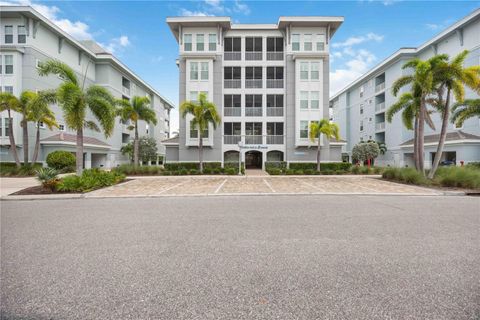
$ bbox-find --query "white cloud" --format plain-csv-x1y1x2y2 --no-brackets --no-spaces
205,0,221,6
233,0,250,15
178,8,212,16
101,35,130,54
425,19,452,31
332,32,384,48
179,0,249,17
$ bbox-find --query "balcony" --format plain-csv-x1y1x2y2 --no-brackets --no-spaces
245,52,263,60
375,82,385,93
224,107,241,117
266,135,284,145
224,135,241,145
245,135,263,144
224,52,241,61
245,107,263,117
267,107,284,117
375,122,386,131
122,86,130,96
267,52,284,61
267,79,283,88
375,102,386,112
245,79,263,89
224,79,241,89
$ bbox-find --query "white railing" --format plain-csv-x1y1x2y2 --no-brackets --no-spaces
245,79,263,89
267,52,284,60
224,107,241,117
267,79,283,88
245,107,263,117
245,52,263,60
267,107,284,117
122,86,130,96
266,135,284,145
224,52,241,60
375,102,386,112
375,122,386,131
224,79,241,89
224,135,241,144
375,82,385,93
245,135,263,144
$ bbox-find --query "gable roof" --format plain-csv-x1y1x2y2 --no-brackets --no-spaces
399,131,480,147
41,133,110,148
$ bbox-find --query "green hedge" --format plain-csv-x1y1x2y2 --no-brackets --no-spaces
265,161,287,170
164,162,222,171
288,162,352,171
113,165,164,175
57,169,125,192
46,151,76,171
0,163,42,177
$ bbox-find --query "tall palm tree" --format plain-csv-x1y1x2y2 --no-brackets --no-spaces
0,92,21,167
116,96,157,167
451,99,480,127
38,60,116,175
180,93,221,173
428,50,480,178
28,90,58,164
17,91,38,165
309,119,340,172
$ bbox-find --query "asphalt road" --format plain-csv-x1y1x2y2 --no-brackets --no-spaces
1,195,479,320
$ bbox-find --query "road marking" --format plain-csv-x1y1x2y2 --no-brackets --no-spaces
215,179,228,194
157,180,189,194
263,179,276,193
298,179,326,192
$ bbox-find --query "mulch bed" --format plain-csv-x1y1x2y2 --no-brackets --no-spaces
9,179,133,196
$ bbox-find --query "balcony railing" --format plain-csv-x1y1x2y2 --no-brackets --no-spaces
224,107,241,117
245,135,263,145
224,79,241,89
224,52,241,60
266,135,284,145
245,107,263,117
245,79,263,89
375,102,386,112
375,122,386,131
267,79,283,88
224,135,242,144
245,52,263,60
267,52,284,60
267,107,284,117
375,82,385,93
122,86,130,96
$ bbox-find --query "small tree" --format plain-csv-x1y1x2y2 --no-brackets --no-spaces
352,141,380,167
0,92,21,167
309,119,340,172
121,136,158,164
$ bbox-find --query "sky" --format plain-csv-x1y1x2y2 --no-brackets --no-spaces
2,0,479,134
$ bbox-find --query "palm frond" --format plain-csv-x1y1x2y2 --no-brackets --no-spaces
391,75,414,96
37,60,78,85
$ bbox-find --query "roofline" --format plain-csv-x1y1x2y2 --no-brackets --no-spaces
1,5,174,109
329,7,480,101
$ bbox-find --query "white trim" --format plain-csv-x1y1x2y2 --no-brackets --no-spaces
40,141,111,150
399,139,480,148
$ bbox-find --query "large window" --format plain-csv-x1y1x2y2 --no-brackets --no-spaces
196,34,204,51
245,95,262,108
4,55,13,74
246,37,262,52
267,67,283,88
310,91,319,109
300,62,308,80
224,95,241,108
267,95,283,108
267,122,283,135
208,34,216,51
190,62,198,80
267,37,283,52
304,34,312,51
224,122,241,135
200,62,208,80
300,121,308,138
17,25,26,44
311,62,320,80
190,120,198,138
300,91,308,109
316,34,325,51
245,67,262,88
184,34,192,51
224,67,241,88
4,26,13,44
0,55,2,74
245,122,262,136
224,37,241,52
292,34,300,51
4,86,13,94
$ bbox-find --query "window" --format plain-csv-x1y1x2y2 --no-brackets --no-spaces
360,104,364,115
4,118,11,136
0,55,2,74
300,62,308,80
4,55,13,75
224,37,241,52
224,67,241,80
267,37,283,52
59,124,65,131
224,95,241,108
184,34,192,51
316,34,325,51
246,37,262,52
200,62,209,80
0,118,2,136
267,66,283,80
196,34,204,51
267,122,283,136
208,34,216,51
4,86,13,94
267,95,283,108
304,34,312,51
245,95,262,108
300,91,308,109
190,62,198,80
360,120,364,132
190,91,198,102
245,122,262,136
17,26,26,44
359,85,364,97
190,120,198,138
292,34,300,51
310,91,319,109
246,67,262,80
201,127,208,138
224,122,241,136
300,121,308,138
310,62,320,80
5,26,13,44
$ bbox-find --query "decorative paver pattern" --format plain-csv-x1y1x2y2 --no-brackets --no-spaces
86,176,441,198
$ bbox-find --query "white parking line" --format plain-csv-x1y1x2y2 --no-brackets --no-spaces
215,179,228,194
298,179,327,192
263,179,276,193
157,180,189,195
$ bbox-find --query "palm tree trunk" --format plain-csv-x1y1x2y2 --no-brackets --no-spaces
22,118,29,165
76,127,84,176
428,88,450,179
316,135,321,172
7,110,21,167
413,116,419,170
418,99,426,174
134,121,139,167
32,124,40,164
199,132,204,173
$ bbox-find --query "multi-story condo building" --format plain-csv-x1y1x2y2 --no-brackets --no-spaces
166,16,345,169
0,6,174,168
331,9,480,168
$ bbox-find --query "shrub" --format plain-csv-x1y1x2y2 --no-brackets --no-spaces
0,163,42,177
164,162,222,171
57,169,125,192
225,167,237,175
289,163,317,171
466,162,480,170
382,168,429,186
435,167,480,189
203,167,212,175
179,169,189,175
294,170,304,175
113,164,163,176
188,169,200,175
35,167,59,191
288,162,351,173
350,165,361,175
224,162,245,175
285,169,296,175
322,170,333,175
46,151,76,171
213,168,222,175
265,161,287,171
267,168,282,175
304,169,315,175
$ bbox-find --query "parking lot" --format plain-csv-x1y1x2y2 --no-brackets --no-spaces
86,175,442,198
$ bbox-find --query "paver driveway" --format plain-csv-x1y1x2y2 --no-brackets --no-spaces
86,175,442,198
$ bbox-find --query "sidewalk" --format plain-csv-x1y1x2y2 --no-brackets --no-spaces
0,177,38,197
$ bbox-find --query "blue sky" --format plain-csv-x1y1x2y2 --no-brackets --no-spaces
3,0,479,133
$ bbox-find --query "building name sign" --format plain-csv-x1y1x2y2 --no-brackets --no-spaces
239,145,268,150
